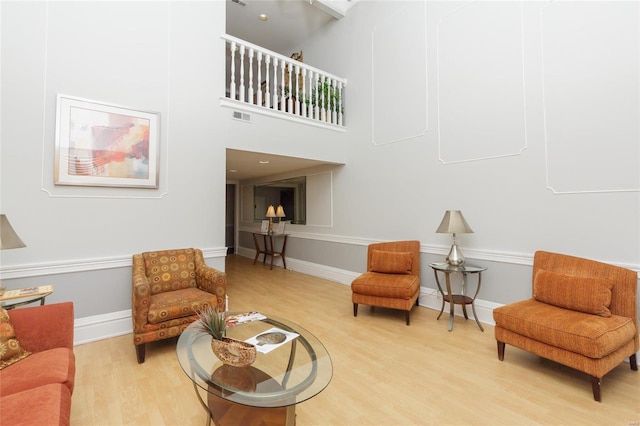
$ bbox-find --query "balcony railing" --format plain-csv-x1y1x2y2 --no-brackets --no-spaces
221,34,347,129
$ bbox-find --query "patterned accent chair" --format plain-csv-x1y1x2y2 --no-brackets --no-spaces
132,248,226,363
493,251,638,401
351,241,421,325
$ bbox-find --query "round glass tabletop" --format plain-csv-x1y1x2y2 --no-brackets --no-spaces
176,312,333,409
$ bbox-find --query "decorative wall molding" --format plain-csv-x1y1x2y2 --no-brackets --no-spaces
371,2,427,146
0,247,228,279
540,1,640,194
436,1,528,164
39,1,171,199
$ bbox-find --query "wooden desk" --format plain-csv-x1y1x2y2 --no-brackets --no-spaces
252,233,288,270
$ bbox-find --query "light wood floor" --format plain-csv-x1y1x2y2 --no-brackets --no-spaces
71,255,640,425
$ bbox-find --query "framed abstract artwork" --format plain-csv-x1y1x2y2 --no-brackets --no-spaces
54,95,160,188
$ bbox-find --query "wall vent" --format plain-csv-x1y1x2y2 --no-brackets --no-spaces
232,111,251,122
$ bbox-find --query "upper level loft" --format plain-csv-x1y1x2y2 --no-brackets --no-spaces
221,34,347,131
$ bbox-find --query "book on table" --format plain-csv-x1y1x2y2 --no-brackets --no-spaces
0,285,54,301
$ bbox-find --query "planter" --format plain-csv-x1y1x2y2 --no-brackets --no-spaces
211,337,257,367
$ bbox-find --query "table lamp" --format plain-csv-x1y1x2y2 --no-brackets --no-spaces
265,205,276,234
276,205,286,222
0,214,26,295
436,210,473,266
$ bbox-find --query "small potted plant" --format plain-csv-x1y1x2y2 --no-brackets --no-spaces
194,305,256,367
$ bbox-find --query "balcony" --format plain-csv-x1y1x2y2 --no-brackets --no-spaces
221,34,347,131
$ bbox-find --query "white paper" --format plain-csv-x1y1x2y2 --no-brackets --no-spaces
245,327,299,354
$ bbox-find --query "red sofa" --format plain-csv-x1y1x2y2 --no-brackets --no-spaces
0,302,75,425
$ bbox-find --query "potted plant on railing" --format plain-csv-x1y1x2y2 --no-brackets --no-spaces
304,78,342,120
194,305,256,367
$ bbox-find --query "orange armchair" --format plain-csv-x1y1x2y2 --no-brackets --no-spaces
132,248,226,363
493,251,638,401
351,241,421,325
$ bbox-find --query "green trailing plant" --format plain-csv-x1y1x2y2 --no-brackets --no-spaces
194,305,226,340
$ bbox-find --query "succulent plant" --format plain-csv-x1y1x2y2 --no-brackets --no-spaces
194,305,227,340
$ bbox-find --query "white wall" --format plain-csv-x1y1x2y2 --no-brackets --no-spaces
238,1,639,307
1,1,228,318
2,1,638,338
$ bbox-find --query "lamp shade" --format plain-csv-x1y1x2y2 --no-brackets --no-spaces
265,205,276,218
275,205,286,218
435,210,474,234
0,214,26,249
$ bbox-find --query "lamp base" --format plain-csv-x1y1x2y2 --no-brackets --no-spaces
446,244,465,266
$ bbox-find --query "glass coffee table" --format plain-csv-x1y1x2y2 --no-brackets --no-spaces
176,313,332,426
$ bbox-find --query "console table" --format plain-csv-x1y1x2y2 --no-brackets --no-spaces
252,232,288,270
429,263,486,332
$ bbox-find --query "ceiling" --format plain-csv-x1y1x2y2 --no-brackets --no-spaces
226,149,335,181
226,0,336,54
225,0,352,181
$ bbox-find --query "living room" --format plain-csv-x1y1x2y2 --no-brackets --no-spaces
1,0,638,424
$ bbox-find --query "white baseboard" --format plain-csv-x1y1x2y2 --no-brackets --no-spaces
74,309,132,346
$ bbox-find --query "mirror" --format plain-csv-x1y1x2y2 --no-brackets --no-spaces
254,176,306,224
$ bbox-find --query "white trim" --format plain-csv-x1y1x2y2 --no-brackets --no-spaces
0,247,228,279
220,98,346,132
74,309,132,346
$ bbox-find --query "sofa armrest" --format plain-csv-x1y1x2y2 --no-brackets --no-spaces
8,302,74,353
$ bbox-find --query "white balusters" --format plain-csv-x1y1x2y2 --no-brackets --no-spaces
223,36,345,127
239,45,245,103
272,57,279,109
264,55,271,109
256,51,263,106
337,81,343,126
301,68,307,118
229,41,237,100
248,48,254,105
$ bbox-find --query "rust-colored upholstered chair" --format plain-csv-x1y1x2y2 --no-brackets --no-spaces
493,251,638,401
351,240,421,325
132,248,226,363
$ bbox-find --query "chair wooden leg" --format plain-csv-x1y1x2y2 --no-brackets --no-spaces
353,303,358,317
497,341,505,361
136,343,146,364
405,311,410,326
590,376,601,402
630,354,638,371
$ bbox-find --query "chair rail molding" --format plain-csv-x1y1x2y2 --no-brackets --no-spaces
0,247,228,280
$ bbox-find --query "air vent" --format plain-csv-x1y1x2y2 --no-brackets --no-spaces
232,111,251,122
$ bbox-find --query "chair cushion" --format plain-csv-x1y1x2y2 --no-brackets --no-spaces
533,270,614,317
493,299,636,358
148,288,218,325
351,272,419,299
370,250,412,274
142,249,198,295
0,308,31,370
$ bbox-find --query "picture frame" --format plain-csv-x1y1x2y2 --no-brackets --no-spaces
260,220,269,233
54,94,160,188
275,221,286,235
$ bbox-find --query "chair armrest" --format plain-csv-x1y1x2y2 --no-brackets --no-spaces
132,254,151,332
8,302,74,352
196,265,227,310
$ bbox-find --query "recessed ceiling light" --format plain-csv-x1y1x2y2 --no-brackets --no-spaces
259,160,270,164
259,14,268,21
